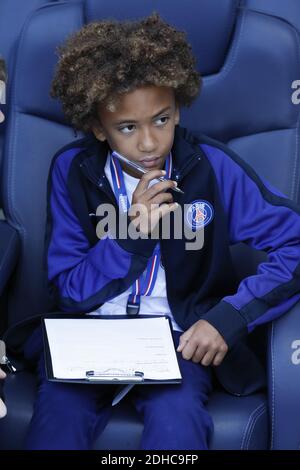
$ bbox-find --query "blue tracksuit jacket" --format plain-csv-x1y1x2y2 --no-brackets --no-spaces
46,125,300,350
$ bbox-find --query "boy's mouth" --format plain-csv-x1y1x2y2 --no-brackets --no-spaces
140,156,161,168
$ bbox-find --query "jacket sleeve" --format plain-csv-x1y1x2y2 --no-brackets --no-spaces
46,149,156,312
199,143,300,348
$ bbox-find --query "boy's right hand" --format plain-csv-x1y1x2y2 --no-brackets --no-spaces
129,169,178,235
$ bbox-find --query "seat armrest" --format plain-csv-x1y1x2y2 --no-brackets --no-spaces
0,221,19,295
269,301,300,449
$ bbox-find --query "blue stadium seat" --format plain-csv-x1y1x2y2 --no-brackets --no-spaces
0,0,300,449
0,0,71,201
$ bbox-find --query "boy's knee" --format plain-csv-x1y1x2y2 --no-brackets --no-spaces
36,381,96,417
142,389,208,419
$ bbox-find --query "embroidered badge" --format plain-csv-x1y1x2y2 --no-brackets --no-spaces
186,200,214,230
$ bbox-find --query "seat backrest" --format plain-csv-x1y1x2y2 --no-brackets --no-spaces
0,0,75,204
0,0,54,68
1,0,300,339
269,301,300,449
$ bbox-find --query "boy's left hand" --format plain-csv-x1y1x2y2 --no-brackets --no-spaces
177,320,228,367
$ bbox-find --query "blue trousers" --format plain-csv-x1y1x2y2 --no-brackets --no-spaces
24,328,213,450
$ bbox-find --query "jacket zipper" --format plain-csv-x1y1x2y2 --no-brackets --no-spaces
80,159,117,206
173,152,202,183
80,147,202,210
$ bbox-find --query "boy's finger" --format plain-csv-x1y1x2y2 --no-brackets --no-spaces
159,202,178,217
0,369,6,379
177,323,197,352
200,350,216,366
150,203,178,225
145,179,177,199
151,192,173,206
180,340,197,361
177,332,190,352
136,170,166,193
177,341,185,353
212,350,227,367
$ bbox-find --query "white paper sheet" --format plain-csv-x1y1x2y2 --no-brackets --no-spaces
44,316,182,381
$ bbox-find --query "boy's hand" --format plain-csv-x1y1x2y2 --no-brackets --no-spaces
177,319,228,366
129,169,178,235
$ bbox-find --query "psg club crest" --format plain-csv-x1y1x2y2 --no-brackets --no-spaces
186,200,214,230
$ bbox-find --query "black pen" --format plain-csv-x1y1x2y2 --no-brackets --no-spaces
112,150,184,194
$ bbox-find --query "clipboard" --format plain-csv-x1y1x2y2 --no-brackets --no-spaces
42,314,182,388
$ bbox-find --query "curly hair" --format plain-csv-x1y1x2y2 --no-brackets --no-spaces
51,12,201,132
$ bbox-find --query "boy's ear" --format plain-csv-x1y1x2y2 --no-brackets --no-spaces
92,122,107,142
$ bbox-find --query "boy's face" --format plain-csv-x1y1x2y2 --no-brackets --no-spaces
93,85,180,176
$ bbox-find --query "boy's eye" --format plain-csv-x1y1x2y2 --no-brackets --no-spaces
118,116,169,134
119,124,135,134
155,116,169,126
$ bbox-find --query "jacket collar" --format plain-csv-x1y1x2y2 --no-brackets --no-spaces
80,125,203,183
171,126,203,180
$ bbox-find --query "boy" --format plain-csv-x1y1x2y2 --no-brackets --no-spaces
25,13,300,449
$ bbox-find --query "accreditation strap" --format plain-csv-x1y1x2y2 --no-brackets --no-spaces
110,152,172,315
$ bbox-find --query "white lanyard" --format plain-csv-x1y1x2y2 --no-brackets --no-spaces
110,152,172,315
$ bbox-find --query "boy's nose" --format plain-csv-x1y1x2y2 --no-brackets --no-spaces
138,128,158,153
